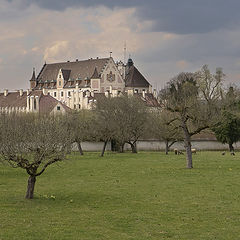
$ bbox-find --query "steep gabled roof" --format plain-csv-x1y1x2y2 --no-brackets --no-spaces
125,65,150,88
39,95,71,114
91,67,99,79
36,58,109,83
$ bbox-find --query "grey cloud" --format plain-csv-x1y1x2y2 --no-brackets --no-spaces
7,0,240,34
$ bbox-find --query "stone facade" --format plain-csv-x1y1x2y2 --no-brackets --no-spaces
29,57,153,110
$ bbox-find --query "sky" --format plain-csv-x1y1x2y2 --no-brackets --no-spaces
1,0,240,90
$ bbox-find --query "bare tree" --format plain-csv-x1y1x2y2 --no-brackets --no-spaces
151,110,183,154
68,110,96,155
160,67,224,168
93,96,117,156
94,95,148,154
112,95,148,153
0,113,72,199
197,65,224,104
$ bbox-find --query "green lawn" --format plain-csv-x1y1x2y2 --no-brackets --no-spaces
0,151,240,240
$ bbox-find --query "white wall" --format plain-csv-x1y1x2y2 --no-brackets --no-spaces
72,142,111,152
71,140,239,152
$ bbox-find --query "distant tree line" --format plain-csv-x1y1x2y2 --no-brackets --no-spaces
1,65,240,198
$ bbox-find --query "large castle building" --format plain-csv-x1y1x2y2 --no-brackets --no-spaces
30,57,154,109
0,56,157,114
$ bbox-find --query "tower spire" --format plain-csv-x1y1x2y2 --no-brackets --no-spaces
30,67,37,90
30,68,36,81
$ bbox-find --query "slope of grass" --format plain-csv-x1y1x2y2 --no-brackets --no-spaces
0,151,240,240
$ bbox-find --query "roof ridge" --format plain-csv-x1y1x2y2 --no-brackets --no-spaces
36,63,47,81
46,57,110,65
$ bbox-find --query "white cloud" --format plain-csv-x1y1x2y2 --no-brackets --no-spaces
0,4,153,89
1,1,240,90
44,41,69,62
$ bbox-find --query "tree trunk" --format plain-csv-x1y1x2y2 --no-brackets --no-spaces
119,143,125,153
77,141,84,156
101,141,108,157
130,142,137,153
25,175,36,199
182,122,193,169
229,143,234,152
185,139,192,168
165,140,169,155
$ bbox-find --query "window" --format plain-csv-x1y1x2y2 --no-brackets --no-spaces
54,92,56,97
34,99,37,110
59,74,62,79
59,81,61,86
134,89,138,93
57,106,61,111
61,91,64,97
68,91,71,97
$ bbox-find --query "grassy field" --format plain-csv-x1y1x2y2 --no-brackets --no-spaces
0,151,240,240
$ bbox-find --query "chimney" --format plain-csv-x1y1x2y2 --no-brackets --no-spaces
19,89,23,97
4,89,8,97
142,90,146,98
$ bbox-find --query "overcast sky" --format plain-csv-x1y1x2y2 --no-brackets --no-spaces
1,0,240,90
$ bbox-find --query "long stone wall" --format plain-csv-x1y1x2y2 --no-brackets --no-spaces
73,140,239,152
133,140,240,151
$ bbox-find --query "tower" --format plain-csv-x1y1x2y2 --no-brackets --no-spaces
29,68,37,90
